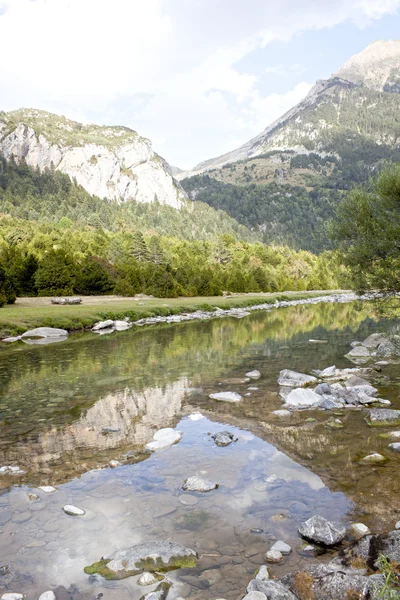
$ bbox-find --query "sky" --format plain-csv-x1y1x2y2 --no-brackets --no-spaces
0,0,400,169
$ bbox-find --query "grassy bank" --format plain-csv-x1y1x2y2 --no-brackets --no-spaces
0,290,344,338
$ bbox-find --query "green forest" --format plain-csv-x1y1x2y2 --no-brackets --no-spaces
0,156,348,304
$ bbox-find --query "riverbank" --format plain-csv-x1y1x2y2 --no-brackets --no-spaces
0,290,347,339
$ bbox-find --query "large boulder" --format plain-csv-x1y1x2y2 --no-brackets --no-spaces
84,541,197,579
21,327,68,339
363,333,389,349
278,370,317,388
285,388,321,408
345,346,371,362
298,515,346,546
376,339,398,357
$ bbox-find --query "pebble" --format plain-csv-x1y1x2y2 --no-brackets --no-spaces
395,521,400,530
28,493,40,501
246,370,261,379
39,486,57,493
270,540,292,555
350,523,371,538
265,549,283,563
271,409,291,417
182,476,218,492
63,505,86,516
108,460,121,468
38,593,56,600
255,565,270,581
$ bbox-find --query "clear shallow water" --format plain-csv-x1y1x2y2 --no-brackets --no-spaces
0,301,399,599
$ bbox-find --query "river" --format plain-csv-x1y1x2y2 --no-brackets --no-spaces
0,300,399,599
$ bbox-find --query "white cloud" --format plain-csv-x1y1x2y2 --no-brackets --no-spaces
0,0,399,168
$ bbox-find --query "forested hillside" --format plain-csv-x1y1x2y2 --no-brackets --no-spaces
0,155,347,303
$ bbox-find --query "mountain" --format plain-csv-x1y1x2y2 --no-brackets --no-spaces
179,40,400,252
0,109,186,208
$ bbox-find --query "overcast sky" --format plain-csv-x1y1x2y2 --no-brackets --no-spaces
1,0,400,169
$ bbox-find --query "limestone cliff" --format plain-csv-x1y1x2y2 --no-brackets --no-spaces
0,109,186,208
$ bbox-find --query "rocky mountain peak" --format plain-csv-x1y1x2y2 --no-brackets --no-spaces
333,39,400,91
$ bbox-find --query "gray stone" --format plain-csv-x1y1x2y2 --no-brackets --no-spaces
182,476,218,492
21,327,68,339
367,409,400,425
51,297,81,305
376,340,398,357
270,540,292,555
246,370,261,379
271,409,291,417
388,442,400,452
146,428,182,451
319,365,337,378
277,370,317,387
114,320,131,331
139,582,171,600
247,579,297,600
315,383,331,395
38,593,56,600
285,388,321,408
350,523,371,539
242,593,267,600
209,391,242,403
395,521,400,530
345,375,370,387
363,333,388,348
86,541,197,578
212,431,236,447
38,486,56,493
63,504,85,516
351,384,378,397
357,392,377,405
298,515,346,546
319,397,344,410
265,550,283,563
345,345,371,358
138,572,163,586
1,595,25,600
0,465,25,475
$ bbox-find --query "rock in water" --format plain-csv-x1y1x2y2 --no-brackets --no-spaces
63,504,85,516
350,523,371,539
182,476,218,492
285,388,321,408
212,431,236,447
146,428,182,451
363,333,388,348
359,452,387,464
265,550,283,563
138,572,164,586
209,391,242,403
270,541,292,555
388,442,400,452
345,346,371,359
256,565,270,581
278,370,317,387
1,595,25,600
84,541,197,579
298,515,346,546
139,582,171,600
92,320,115,331
21,327,68,339
38,593,56,600
242,593,267,600
246,370,261,379
367,409,400,426
247,579,297,599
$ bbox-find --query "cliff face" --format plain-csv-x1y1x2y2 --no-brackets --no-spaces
0,109,186,208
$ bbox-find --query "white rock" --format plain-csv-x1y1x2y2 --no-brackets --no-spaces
38,486,57,493
246,370,261,379
63,504,85,516
243,593,267,600
278,370,317,387
388,443,400,452
265,549,283,563
38,593,56,600
359,452,386,464
138,572,160,586
388,431,400,439
248,387,259,391
92,319,114,331
256,565,270,581
209,391,242,403
21,327,68,339
270,540,292,555
1,595,25,600
2,336,21,342
320,365,337,378
285,388,322,408
0,465,25,475
182,476,218,492
395,521,400,530
146,428,182,451
114,320,131,331
345,346,371,358
271,410,291,417
377,399,392,406
350,523,371,539
108,460,121,468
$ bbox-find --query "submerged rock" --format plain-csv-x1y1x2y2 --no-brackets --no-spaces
1,595,25,600
367,408,400,426
146,428,182,451
270,540,292,555
84,541,197,579
265,549,283,563
38,486,57,493
212,431,236,447
345,345,371,359
285,388,321,408
182,476,218,492
298,515,346,546
326,418,344,429
255,565,270,581
278,370,317,388
63,505,85,516
359,452,387,465
21,327,68,339
209,391,242,403
139,582,171,600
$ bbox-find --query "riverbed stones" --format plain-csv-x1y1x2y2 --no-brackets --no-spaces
298,515,346,546
270,541,292,555
319,365,337,378
63,504,85,516
388,442,400,452
0,466,25,475
182,476,218,492
285,388,321,408
265,549,283,563
85,541,197,578
278,370,317,387
367,408,400,426
209,391,242,403
319,397,344,410
212,431,236,446
363,333,388,348
146,428,182,451
376,339,398,357
359,452,387,464
315,383,331,395
21,327,68,339
246,370,261,379
38,593,56,600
